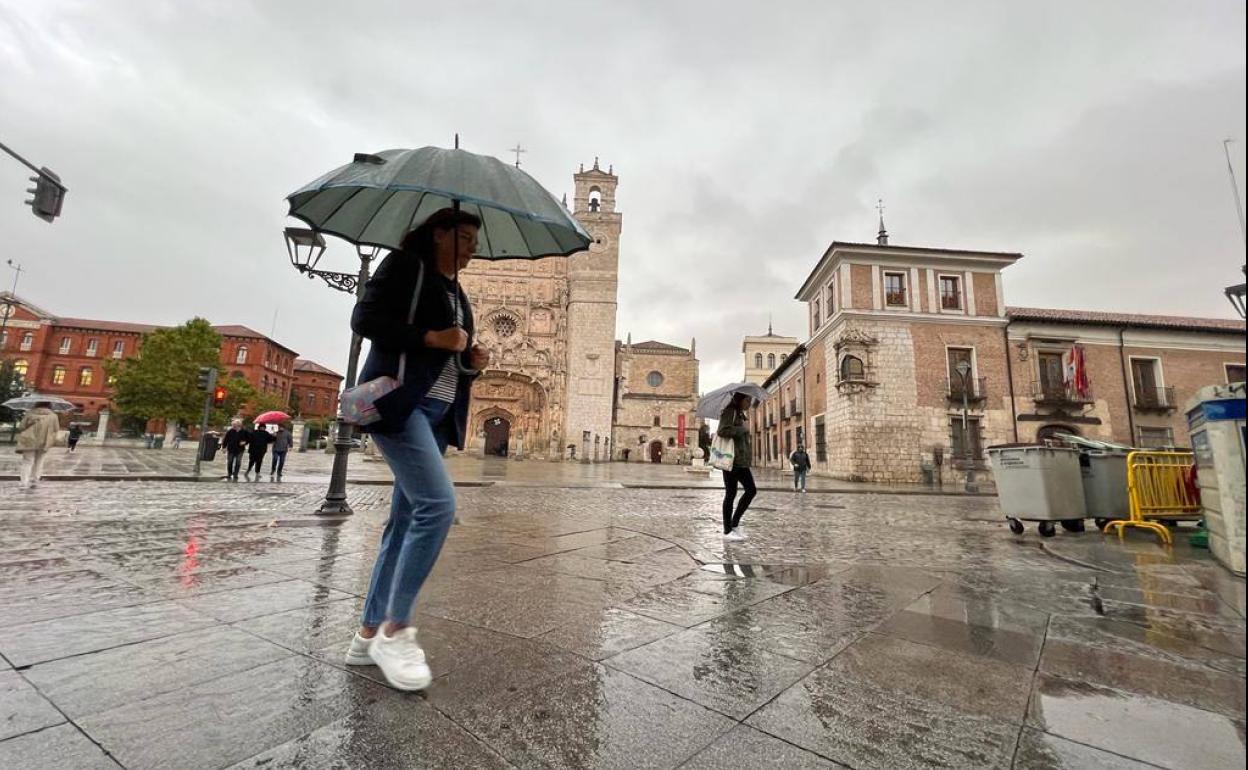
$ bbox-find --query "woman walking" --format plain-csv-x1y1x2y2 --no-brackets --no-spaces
16,401,61,489
343,207,489,691
717,392,756,541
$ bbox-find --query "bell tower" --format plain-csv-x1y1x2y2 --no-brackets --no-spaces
563,158,622,460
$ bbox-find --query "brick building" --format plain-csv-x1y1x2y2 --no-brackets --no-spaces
749,230,1246,484
0,292,311,431
291,359,343,419
612,337,700,464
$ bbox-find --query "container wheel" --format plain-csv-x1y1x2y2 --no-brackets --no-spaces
1094,518,1110,531
1038,521,1056,538
1060,519,1086,533
1008,518,1024,535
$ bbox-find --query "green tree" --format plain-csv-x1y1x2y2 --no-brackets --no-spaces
105,319,221,426
206,375,287,428
0,361,26,424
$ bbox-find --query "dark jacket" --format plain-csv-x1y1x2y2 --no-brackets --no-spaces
790,450,811,471
247,428,273,455
352,250,477,447
716,405,752,469
272,428,292,453
221,427,249,453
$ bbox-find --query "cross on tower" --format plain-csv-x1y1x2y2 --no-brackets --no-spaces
876,198,885,219
509,143,527,168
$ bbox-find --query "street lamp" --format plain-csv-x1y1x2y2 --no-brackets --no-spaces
954,359,975,492
284,226,382,515
1226,267,1245,320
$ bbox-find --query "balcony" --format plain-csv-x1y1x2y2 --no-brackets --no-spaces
946,378,987,404
1133,385,1177,412
1031,381,1094,407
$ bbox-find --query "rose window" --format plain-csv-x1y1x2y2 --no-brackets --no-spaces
493,316,518,338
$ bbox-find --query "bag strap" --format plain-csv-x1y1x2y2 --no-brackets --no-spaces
396,260,425,382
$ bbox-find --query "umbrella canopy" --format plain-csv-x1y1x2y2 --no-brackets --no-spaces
286,147,592,260
695,382,769,419
254,411,290,425
2,394,78,413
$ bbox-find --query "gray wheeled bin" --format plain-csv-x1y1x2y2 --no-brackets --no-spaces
1079,451,1129,531
987,445,1087,537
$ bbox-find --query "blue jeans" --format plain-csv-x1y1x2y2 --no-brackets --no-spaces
361,398,456,627
794,468,807,490
270,451,287,476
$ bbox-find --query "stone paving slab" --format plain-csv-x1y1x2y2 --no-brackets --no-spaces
0,475,1243,768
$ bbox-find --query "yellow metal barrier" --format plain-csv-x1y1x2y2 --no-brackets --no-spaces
1104,451,1200,545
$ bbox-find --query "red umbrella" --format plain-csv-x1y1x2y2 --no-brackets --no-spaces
254,411,291,425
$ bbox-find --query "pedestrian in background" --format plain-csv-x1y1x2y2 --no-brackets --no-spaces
16,402,60,489
717,392,756,541
66,424,82,452
221,419,248,481
245,423,273,480
270,424,291,481
790,443,811,493
343,207,489,692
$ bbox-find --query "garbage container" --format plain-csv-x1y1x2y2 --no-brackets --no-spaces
1080,451,1130,531
987,444,1087,537
200,433,219,462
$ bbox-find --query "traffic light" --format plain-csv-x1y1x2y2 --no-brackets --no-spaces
212,386,227,407
196,367,214,391
25,168,65,223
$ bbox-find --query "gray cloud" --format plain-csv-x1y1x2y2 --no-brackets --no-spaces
1,0,1243,394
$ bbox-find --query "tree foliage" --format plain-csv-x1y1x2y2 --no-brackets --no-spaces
105,319,221,425
0,361,26,423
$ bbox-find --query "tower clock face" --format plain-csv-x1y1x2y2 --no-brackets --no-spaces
0,303,13,320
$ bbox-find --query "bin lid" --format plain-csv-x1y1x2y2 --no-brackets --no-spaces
987,443,1080,454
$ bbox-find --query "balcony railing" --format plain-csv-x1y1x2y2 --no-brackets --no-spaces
885,291,907,307
1133,385,1177,411
1032,381,1094,406
946,377,987,403
789,399,801,417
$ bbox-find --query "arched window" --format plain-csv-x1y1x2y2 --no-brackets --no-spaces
20,332,34,351
840,355,865,382
781,353,788,362
754,353,763,368
767,353,776,368
79,367,93,386
12,359,28,378
667,437,676,447
588,186,602,212
236,346,248,364
653,415,661,427
51,365,66,385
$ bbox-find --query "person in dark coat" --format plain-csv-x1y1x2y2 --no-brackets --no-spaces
717,392,756,541
270,425,292,480
342,207,489,692
790,444,812,492
245,424,273,480
221,419,248,481
66,425,83,452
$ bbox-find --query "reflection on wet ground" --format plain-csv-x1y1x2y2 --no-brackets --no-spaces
0,478,1242,768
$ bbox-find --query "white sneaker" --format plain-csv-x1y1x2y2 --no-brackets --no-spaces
724,530,746,542
368,626,432,691
733,527,749,539
344,633,372,666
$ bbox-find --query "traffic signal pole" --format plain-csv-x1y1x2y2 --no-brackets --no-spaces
193,368,218,479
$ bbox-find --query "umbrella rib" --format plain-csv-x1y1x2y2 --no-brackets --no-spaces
477,206,497,259
315,187,369,238
354,188,403,242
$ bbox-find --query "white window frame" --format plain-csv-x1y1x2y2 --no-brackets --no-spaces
1224,362,1246,383
20,332,34,351
236,346,249,365
59,337,71,354
111,340,125,358
79,366,93,387
937,273,965,313
944,345,978,396
1135,425,1175,449
882,270,908,308
86,338,98,357
825,279,836,316
811,298,821,333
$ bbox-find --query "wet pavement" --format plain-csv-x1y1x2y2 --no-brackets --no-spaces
0,475,1243,769
0,445,989,495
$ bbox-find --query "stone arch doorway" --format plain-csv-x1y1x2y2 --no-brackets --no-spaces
1036,424,1079,443
649,440,664,464
484,416,511,457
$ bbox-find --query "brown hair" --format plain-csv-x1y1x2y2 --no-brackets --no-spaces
399,207,482,257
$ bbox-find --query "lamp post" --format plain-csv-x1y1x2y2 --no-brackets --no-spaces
1226,267,1245,320
954,359,975,492
284,227,381,515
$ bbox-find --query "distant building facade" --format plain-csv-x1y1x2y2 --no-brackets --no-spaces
612,337,700,464
742,327,799,384
292,359,343,419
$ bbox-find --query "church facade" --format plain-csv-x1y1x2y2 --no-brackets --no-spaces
458,159,638,460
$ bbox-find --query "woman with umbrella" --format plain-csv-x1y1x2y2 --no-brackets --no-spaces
696,382,766,542
15,400,62,489
342,207,490,691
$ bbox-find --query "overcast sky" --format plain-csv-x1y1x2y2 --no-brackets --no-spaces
2,0,1244,390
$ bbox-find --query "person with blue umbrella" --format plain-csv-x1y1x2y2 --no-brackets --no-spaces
696,382,767,542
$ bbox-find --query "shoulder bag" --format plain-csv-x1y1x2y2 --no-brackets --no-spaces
339,261,424,427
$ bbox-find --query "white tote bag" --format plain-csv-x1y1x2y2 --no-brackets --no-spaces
709,434,736,471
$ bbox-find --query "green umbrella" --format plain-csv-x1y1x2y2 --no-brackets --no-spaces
286,146,591,259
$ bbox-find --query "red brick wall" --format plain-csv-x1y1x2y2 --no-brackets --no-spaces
851,265,874,310
291,371,342,418
911,323,1010,411
973,273,999,317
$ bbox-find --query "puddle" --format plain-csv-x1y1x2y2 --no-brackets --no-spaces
700,562,831,586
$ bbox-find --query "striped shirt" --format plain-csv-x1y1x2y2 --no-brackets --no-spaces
426,290,464,403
